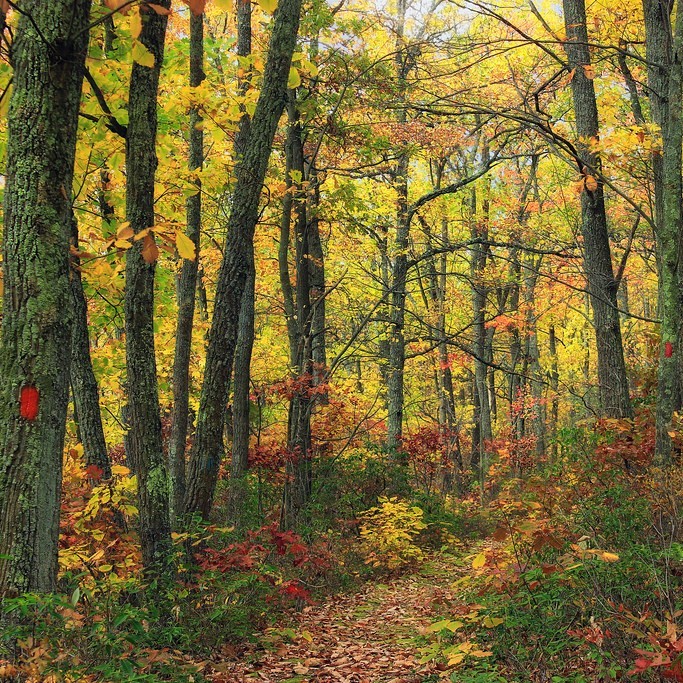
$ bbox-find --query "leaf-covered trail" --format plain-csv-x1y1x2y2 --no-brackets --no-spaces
211,558,461,682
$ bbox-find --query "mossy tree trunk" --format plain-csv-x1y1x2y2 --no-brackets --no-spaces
642,0,683,462
0,0,92,596
124,1,172,572
184,0,303,519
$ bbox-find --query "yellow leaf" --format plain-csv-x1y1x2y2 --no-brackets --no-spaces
472,552,486,569
0,83,12,118
481,616,504,628
600,552,620,562
132,40,155,68
111,465,131,476
257,0,278,11
583,64,595,79
288,66,301,88
175,230,196,260
130,8,142,39
99,564,113,573
214,0,231,9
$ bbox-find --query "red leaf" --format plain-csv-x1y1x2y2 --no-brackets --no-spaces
665,341,674,358
20,385,40,421
86,465,105,482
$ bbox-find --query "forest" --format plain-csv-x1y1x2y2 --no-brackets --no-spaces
0,0,681,680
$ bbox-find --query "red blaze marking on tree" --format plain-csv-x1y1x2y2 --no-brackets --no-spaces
20,385,40,421
665,341,674,358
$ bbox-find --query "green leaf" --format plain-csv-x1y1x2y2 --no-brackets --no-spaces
71,587,81,606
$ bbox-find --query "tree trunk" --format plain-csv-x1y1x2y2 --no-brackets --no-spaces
184,0,303,519
124,1,172,572
281,97,314,529
643,0,683,462
70,215,111,479
230,0,254,490
470,183,492,479
0,0,91,596
563,0,633,419
548,324,560,458
524,255,545,458
169,11,205,526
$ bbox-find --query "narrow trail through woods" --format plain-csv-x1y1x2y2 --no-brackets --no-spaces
212,557,463,683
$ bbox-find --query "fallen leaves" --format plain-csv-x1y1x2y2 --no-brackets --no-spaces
207,559,462,682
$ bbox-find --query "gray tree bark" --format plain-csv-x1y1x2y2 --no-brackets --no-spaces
169,11,204,526
70,215,111,480
124,1,172,572
563,0,633,419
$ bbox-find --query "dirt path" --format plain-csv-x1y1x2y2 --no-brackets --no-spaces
209,558,460,683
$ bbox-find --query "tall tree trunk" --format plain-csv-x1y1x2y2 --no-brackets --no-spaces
386,0,410,452
643,0,683,462
184,0,303,519
230,0,255,489
470,181,492,479
386,152,410,452
563,0,633,419
548,324,560,458
656,0,683,462
0,0,92,596
70,215,111,479
524,255,545,458
281,97,314,529
169,11,205,526
124,1,172,572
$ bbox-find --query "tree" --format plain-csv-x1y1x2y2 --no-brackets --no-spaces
0,0,92,595
184,0,304,519
70,213,112,480
643,0,683,461
169,8,205,526
562,0,633,419
124,0,172,573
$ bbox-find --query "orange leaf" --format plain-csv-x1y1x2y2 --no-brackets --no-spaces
183,0,206,15
104,0,132,13
141,234,159,264
584,175,598,192
146,2,172,13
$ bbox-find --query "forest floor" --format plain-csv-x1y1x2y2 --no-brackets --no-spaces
204,554,464,683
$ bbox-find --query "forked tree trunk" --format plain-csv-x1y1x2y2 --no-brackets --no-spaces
184,0,303,519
